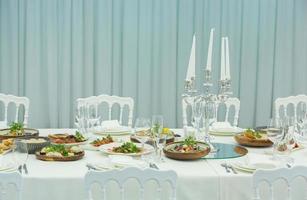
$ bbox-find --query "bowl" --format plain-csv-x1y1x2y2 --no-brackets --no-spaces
16,137,50,154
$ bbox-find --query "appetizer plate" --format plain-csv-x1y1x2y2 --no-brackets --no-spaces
232,161,278,173
17,137,50,154
82,142,115,151
234,133,273,147
0,128,39,140
50,139,89,147
99,142,154,156
35,151,85,161
163,141,210,160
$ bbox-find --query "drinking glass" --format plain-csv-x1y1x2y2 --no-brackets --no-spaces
191,97,203,139
88,105,101,130
267,118,283,160
151,115,164,162
203,100,216,144
133,118,151,149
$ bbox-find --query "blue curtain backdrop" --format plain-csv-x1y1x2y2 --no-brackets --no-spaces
0,0,307,128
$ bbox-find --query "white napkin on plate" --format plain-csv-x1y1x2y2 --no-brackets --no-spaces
237,153,279,170
210,122,239,132
101,120,121,129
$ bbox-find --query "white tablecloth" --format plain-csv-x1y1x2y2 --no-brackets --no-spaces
6,129,307,200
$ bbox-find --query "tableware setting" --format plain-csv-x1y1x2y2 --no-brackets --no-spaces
210,122,244,136
35,145,85,161
163,136,210,160
82,135,114,151
0,122,39,140
99,142,154,156
230,153,282,173
234,128,273,147
48,131,88,146
92,120,132,135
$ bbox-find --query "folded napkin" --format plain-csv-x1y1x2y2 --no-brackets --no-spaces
210,122,240,132
237,153,279,170
101,120,121,129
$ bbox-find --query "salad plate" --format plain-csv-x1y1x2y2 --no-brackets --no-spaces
99,142,154,156
234,129,273,147
49,132,88,146
36,145,85,161
83,135,114,151
163,137,210,160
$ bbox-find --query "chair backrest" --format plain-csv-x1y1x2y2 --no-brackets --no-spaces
215,97,240,126
252,166,307,200
0,93,30,127
0,172,22,200
76,94,134,127
274,94,307,123
182,97,240,127
85,167,178,200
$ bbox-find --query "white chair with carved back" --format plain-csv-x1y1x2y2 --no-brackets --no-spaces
252,166,307,200
182,97,240,127
215,97,240,126
0,93,30,128
76,94,134,127
274,94,307,124
0,172,22,200
85,167,178,200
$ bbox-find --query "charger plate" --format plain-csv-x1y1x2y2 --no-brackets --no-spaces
203,143,248,159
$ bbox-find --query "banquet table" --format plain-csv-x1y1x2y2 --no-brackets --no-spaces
8,129,307,200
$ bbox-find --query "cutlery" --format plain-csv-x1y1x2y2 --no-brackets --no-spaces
149,163,159,170
23,164,28,174
86,164,97,171
18,165,22,174
286,163,292,168
221,163,230,173
227,163,238,174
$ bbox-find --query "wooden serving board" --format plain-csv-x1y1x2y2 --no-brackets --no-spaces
35,151,85,161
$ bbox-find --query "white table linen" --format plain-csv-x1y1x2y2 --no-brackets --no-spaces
7,129,307,200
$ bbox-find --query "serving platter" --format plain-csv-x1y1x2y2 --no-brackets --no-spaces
35,151,85,161
0,128,39,140
163,141,210,160
99,142,154,156
234,133,273,147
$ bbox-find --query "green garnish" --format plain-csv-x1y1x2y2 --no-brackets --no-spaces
182,136,197,146
43,145,69,156
75,131,85,142
113,142,141,153
244,128,262,139
9,122,24,135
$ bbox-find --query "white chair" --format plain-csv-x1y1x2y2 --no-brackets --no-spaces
215,97,240,127
0,93,30,127
182,97,240,127
0,172,22,200
252,166,307,200
76,94,134,127
85,167,178,200
274,94,307,123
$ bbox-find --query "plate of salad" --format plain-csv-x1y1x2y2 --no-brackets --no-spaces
99,142,154,156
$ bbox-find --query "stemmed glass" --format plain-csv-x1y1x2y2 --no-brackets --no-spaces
203,100,216,145
267,118,283,160
133,118,151,149
12,139,28,174
88,105,101,131
151,115,164,162
191,96,204,140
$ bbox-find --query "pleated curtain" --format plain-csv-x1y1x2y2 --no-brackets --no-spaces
0,0,307,128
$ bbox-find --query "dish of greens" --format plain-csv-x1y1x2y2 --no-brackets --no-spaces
36,144,85,161
99,142,154,156
48,131,88,146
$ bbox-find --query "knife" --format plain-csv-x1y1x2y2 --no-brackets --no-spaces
23,164,28,174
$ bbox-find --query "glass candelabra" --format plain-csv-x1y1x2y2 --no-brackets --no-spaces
183,68,232,151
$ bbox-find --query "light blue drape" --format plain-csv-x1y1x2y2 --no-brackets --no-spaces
0,0,307,128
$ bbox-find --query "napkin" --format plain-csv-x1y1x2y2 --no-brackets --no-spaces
210,122,239,132
101,120,121,129
237,153,278,170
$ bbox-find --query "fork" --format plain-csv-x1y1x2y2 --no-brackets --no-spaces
221,163,230,173
23,164,28,174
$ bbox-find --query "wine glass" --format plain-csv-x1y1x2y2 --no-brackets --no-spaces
12,139,28,173
88,105,101,131
267,118,283,160
151,115,163,162
133,118,151,149
191,97,203,139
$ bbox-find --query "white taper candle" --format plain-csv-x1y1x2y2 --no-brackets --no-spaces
206,28,215,71
225,37,231,80
186,35,196,81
